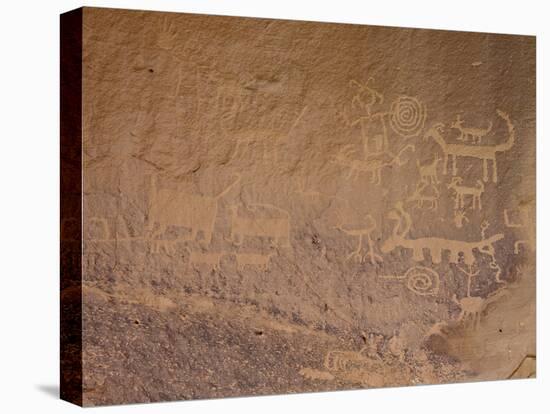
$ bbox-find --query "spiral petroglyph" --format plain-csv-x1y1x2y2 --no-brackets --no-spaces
390,96,427,138
405,266,440,296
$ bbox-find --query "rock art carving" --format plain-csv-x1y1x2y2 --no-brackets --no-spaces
452,264,507,329
186,247,225,271
381,202,504,265
504,207,535,254
157,17,178,50
332,144,415,185
148,173,241,251
406,180,439,211
227,203,291,248
235,252,275,271
451,115,493,144
416,156,441,184
447,177,485,210
424,110,515,183
389,96,427,138
379,266,440,296
350,78,384,117
335,215,383,265
453,210,469,228
349,79,387,155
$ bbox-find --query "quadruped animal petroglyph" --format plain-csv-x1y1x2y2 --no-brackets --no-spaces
424,110,515,183
447,177,485,211
235,252,275,271
381,202,504,265
66,8,536,405
148,173,241,251
407,180,439,211
332,144,415,185
451,115,493,144
416,156,441,184
227,203,291,248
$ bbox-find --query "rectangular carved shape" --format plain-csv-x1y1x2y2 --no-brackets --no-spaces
60,6,536,407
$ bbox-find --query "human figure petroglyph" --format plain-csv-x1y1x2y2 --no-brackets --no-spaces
332,144,415,185
416,156,441,184
350,78,384,117
451,115,493,144
424,110,515,183
379,266,440,296
349,78,387,156
381,202,504,265
227,203,291,248
351,112,389,156
389,96,427,138
447,177,485,210
235,252,275,271
148,173,240,251
504,207,535,254
335,215,383,265
406,180,439,211
452,264,507,329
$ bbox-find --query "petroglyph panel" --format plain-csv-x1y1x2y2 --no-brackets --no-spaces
62,6,536,407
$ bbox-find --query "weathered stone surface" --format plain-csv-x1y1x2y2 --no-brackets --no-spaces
61,6,536,407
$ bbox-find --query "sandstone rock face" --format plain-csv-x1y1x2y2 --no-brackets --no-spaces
60,7,536,407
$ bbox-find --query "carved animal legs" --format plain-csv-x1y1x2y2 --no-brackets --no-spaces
365,235,383,265
346,235,364,263
452,155,458,176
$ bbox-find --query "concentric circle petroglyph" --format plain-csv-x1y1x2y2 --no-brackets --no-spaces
405,266,439,295
390,96,427,138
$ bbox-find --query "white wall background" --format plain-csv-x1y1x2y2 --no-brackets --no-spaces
0,0,546,412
